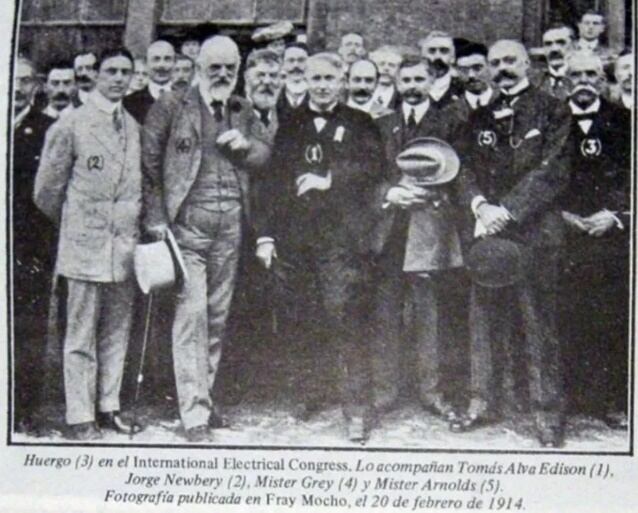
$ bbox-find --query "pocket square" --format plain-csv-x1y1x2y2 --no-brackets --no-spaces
524,128,541,139
334,126,345,142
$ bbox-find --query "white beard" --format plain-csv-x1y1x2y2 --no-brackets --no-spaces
201,75,238,102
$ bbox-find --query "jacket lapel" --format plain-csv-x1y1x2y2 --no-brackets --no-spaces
183,87,202,141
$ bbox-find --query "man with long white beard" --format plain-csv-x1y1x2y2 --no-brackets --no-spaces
559,51,630,430
142,35,270,442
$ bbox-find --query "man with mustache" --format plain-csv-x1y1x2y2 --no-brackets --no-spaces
124,40,176,124
456,41,495,113
73,51,98,104
346,59,392,118
277,43,309,120
41,60,77,120
142,36,270,443
12,58,55,434
559,51,630,430
419,31,464,110
610,50,633,110
338,32,367,65
456,40,571,447
245,48,282,142
369,45,402,110
35,48,143,441
254,52,384,443
171,54,195,93
535,24,575,101
369,56,466,424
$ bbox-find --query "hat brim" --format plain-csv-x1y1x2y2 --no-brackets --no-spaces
166,228,189,283
398,137,460,185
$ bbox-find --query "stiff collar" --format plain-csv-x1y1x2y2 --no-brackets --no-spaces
548,63,568,78
88,89,122,114
500,77,530,96
465,87,494,109
285,89,306,108
308,100,338,114
621,93,633,110
429,72,452,102
149,80,173,100
401,99,430,125
347,96,374,113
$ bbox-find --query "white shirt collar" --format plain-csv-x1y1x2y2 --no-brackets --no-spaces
578,38,599,52
465,87,494,109
13,104,31,129
401,99,430,125
500,77,530,96
548,63,568,78
285,89,306,108
89,89,122,114
372,84,396,108
621,93,633,110
42,103,74,120
148,80,173,100
78,89,91,104
429,72,452,102
253,107,273,121
347,96,374,113
569,97,601,115
309,100,337,114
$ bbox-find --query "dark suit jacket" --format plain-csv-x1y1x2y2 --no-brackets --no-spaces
141,88,271,231
371,101,467,260
13,108,55,262
457,85,571,250
429,76,465,111
276,90,308,124
531,68,570,102
561,99,630,265
254,103,385,255
123,86,155,125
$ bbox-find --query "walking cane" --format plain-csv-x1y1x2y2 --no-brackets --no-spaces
129,292,153,440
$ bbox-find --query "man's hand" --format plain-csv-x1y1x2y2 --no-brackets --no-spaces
147,223,168,241
216,129,250,152
296,172,332,196
476,203,511,235
562,211,589,232
385,184,427,208
583,210,618,237
256,241,277,269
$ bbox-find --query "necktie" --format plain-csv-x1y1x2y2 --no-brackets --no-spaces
113,109,123,133
407,108,417,131
257,108,270,127
211,100,224,122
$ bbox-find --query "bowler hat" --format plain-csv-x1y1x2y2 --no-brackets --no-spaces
466,236,525,288
396,137,460,185
134,229,188,294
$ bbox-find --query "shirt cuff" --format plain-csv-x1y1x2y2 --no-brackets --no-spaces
471,195,487,217
256,237,275,245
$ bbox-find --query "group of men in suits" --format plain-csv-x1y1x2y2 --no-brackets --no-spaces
12,8,632,448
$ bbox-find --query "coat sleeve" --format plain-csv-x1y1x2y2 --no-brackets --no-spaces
500,98,571,224
141,95,174,230
243,109,272,169
33,119,74,225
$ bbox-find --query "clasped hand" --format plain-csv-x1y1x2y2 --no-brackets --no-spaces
216,129,250,152
296,172,332,196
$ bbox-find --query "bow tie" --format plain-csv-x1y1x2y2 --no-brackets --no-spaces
572,112,596,121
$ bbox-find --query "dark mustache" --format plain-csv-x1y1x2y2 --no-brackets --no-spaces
352,89,371,98
548,50,564,60
15,91,26,102
430,59,449,71
258,85,275,95
76,74,93,84
52,92,70,102
494,70,518,82
289,66,304,75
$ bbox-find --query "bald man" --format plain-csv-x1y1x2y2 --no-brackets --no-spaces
457,40,571,447
124,40,176,124
142,36,270,442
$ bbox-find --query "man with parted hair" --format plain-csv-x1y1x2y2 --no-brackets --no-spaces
338,33,366,65
456,39,571,447
419,31,464,109
535,24,575,100
35,47,142,440
559,51,630,430
255,52,384,443
41,59,78,119
142,35,270,442
369,45,403,110
124,39,176,124
574,10,617,71
73,51,98,104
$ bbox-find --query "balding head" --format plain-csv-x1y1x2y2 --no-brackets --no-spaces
487,40,530,90
147,40,175,85
197,36,240,101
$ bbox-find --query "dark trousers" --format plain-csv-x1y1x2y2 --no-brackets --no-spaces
560,237,629,416
469,250,563,427
279,242,371,420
